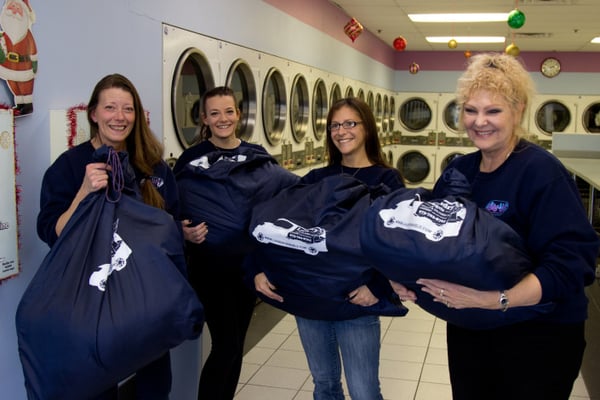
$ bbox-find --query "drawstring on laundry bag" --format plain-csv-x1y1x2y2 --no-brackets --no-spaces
105,147,125,203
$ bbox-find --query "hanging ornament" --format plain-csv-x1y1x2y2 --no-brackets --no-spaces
409,62,420,74
448,39,458,49
464,50,472,59
507,9,526,29
393,36,407,51
344,18,363,42
505,42,520,56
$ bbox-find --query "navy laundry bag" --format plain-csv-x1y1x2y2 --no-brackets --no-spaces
176,147,299,255
16,147,204,400
360,168,554,329
246,174,408,320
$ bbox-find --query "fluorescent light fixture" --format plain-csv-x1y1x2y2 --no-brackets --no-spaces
427,36,506,44
409,13,509,23
591,37,600,43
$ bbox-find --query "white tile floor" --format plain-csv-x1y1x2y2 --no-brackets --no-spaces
234,302,591,400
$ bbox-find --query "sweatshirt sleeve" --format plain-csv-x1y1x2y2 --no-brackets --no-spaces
36,153,86,247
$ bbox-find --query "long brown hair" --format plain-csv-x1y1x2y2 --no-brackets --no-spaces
325,97,390,167
87,73,166,209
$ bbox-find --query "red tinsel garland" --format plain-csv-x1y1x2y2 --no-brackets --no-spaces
67,104,87,148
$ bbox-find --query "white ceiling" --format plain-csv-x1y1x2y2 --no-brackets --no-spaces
331,0,600,52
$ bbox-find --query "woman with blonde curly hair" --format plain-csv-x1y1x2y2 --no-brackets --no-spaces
413,53,599,399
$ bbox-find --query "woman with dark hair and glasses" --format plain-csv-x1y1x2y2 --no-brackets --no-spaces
255,97,404,400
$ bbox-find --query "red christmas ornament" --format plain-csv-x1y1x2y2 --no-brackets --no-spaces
393,36,407,51
344,18,363,42
409,62,420,74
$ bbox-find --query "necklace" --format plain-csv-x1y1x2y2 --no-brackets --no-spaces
340,165,362,177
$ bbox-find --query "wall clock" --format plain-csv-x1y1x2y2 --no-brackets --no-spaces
541,57,561,78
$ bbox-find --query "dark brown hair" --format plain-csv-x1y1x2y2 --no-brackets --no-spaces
198,86,239,141
325,97,391,168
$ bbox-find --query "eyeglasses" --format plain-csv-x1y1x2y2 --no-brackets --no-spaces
328,120,362,131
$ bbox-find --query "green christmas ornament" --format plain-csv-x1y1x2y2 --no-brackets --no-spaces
507,9,526,29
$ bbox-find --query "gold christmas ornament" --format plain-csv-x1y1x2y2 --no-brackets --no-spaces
505,43,520,56
448,39,458,49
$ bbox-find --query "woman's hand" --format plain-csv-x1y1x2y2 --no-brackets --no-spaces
254,272,283,302
82,162,110,195
182,220,208,244
347,285,379,307
417,278,495,310
55,162,109,238
389,280,417,302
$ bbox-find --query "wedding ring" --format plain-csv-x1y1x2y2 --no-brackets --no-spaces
440,289,445,297
445,301,450,308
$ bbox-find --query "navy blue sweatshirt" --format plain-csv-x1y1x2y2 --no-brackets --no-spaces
37,141,178,247
433,139,600,324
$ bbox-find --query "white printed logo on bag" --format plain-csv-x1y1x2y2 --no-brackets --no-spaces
252,218,328,255
378,196,466,242
189,154,248,169
89,221,132,291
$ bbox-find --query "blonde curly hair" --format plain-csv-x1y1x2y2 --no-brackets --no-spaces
456,53,536,139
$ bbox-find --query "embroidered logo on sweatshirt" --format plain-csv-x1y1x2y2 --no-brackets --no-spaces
484,200,509,216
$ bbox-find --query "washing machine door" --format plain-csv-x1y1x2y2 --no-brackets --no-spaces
312,79,328,142
399,97,433,132
397,150,431,184
171,48,215,150
441,152,465,172
443,99,460,132
290,74,309,144
262,67,287,146
582,102,600,133
535,100,571,135
226,59,257,142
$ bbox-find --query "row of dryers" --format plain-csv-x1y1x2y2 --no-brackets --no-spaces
162,24,399,176
385,92,600,188
380,131,475,190
162,24,600,187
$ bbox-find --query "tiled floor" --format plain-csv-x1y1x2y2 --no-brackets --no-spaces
235,301,592,400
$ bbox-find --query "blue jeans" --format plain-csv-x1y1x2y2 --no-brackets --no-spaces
295,315,383,400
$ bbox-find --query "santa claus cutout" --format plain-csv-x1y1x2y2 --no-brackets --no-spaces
0,0,37,116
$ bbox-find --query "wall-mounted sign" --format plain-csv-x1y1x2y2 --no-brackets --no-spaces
0,107,18,281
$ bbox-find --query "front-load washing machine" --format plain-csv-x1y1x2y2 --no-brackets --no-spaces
394,131,437,189
577,96,600,134
397,93,438,135
528,95,579,150
162,24,219,166
219,43,262,146
435,134,477,182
